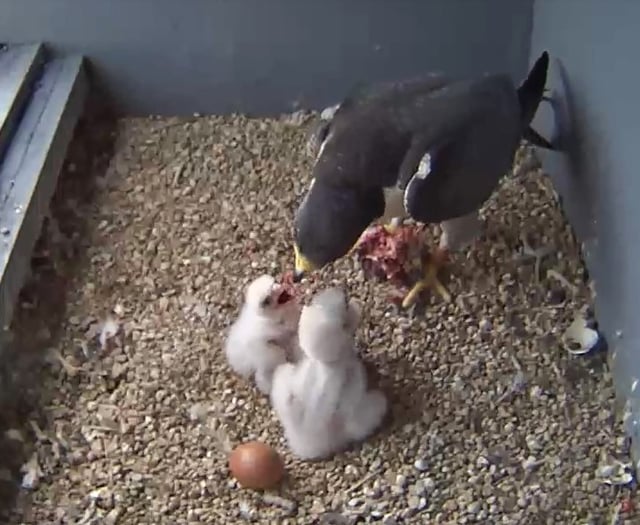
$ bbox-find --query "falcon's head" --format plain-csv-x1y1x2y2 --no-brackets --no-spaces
293,177,384,281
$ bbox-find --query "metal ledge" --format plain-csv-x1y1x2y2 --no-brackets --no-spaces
0,55,88,332
0,43,45,162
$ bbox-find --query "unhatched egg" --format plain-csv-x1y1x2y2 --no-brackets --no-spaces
228,440,284,489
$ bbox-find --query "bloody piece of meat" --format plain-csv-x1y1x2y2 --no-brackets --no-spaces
277,270,299,304
354,224,427,289
280,270,296,287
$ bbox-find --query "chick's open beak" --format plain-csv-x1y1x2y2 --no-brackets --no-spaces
293,244,316,282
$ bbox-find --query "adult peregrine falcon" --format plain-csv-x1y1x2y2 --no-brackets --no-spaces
292,52,553,304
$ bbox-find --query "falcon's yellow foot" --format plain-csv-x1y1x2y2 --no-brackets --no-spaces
383,217,403,234
402,249,452,308
383,223,398,234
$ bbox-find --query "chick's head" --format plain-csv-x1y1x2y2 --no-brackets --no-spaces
298,287,361,363
244,275,298,324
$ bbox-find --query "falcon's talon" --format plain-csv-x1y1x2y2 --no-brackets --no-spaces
382,216,403,235
402,256,451,308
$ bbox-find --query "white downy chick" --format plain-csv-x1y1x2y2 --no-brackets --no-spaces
224,275,301,394
270,287,388,460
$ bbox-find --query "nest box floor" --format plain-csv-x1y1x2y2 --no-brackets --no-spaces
0,111,636,524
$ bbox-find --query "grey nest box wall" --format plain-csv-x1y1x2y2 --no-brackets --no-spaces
0,0,533,115
530,0,640,467
1,0,639,464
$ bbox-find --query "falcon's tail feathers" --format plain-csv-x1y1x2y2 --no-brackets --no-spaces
517,51,550,127
523,125,554,150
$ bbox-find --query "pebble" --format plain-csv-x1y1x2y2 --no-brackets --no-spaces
394,474,407,488
423,477,436,494
467,501,481,515
525,434,542,453
347,497,362,508
413,458,429,472
477,456,490,468
364,484,382,499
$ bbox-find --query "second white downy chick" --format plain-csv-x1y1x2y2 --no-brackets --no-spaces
224,275,302,394
271,288,388,460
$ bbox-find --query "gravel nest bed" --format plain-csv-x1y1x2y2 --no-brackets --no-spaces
1,110,638,524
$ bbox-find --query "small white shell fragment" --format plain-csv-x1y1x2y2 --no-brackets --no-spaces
561,316,599,355
99,317,120,349
632,378,639,392
20,453,42,489
596,460,634,486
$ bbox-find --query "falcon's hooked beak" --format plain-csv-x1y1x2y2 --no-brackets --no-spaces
293,244,316,282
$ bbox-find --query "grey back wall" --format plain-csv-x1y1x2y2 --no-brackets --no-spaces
0,0,533,116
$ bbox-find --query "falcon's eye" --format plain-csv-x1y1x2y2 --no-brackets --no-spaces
261,296,272,308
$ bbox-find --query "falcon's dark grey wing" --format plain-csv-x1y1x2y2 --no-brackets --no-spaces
401,52,551,223
305,75,453,184
310,109,413,190
402,79,522,223
311,75,474,191
310,59,546,207
332,74,450,120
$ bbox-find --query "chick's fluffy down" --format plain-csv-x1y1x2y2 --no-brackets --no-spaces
224,275,301,394
271,288,388,459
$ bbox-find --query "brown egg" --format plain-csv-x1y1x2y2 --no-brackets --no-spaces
228,440,285,490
